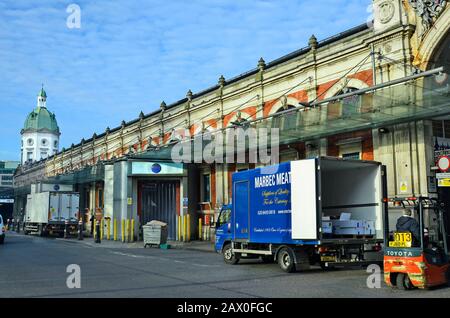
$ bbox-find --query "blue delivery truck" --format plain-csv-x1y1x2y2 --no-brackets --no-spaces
215,157,387,272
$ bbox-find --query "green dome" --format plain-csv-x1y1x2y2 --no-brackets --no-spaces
22,107,60,134
39,87,47,98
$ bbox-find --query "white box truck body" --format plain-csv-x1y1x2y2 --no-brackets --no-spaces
24,191,80,236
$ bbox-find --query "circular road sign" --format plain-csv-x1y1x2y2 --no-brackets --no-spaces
438,155,450,172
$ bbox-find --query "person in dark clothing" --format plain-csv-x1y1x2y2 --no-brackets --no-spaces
396,208,420,246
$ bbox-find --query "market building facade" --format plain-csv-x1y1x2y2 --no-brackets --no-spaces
14,0,450,241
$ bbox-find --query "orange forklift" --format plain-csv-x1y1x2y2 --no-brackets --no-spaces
384,197,450,290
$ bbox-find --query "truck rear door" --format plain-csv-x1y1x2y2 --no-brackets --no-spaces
60,194,71,221
71,193,80,221
291,159,319,240
49,192,60,222
233,180,250,240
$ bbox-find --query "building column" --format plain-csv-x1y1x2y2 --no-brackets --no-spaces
113,160,132,240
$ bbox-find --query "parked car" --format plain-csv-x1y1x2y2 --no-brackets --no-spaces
0,214,5,244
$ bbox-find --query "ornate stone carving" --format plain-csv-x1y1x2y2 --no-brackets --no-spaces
379,1,395,24
409,0,447,31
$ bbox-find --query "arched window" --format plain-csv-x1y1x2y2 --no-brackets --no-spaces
272,105,297,131
338,87,361,117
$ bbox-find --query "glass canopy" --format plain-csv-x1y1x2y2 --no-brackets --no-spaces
129,70,450,162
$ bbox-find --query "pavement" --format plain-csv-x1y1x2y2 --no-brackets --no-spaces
1,232,450,298
54,234,216,252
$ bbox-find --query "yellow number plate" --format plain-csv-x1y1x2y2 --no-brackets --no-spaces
389,232,412,248
320,256,336,262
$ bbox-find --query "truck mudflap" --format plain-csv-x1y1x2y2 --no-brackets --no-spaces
292,249,311,270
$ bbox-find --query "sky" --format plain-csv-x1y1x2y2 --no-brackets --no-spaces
0,0,372,161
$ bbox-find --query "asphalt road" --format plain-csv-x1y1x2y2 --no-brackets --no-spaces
1,232,449,298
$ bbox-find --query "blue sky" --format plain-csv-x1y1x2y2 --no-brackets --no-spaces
0,0,371,161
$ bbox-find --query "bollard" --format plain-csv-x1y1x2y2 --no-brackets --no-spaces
64,220,69,239
183,215,187,242
114,218,117,241
199,218,202,241
131,219,135,243
121,219,125,243
101,218,104,239
16,220,20,233
187,214,190,242
125,219,130,243
78,220,83,240
107,218,111,240
95,220,101,243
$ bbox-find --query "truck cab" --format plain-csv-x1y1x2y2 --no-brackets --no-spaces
215,204,232,256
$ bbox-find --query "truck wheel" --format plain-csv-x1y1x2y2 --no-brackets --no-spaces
278,247,296,273
223,244,239,265
261,255,274,263
396,273,413,290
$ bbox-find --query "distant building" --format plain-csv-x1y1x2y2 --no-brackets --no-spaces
0,161,19,220
21,87,60,164
0,161,19,190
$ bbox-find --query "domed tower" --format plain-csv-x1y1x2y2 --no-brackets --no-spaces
21,86,60,164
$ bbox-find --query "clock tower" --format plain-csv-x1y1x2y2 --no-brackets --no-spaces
21,86,60,164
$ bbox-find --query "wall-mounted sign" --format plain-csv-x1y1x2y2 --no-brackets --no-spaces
438,178,450,187
438,156,450,172
53,184,60,191
400,181,408,193
131,162,184,176
428,176,437,193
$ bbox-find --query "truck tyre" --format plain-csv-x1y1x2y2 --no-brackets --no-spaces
278,247,296,273
223,243,239,265
396,273,413,290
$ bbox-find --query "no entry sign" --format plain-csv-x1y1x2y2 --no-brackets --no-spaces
438,155,450,172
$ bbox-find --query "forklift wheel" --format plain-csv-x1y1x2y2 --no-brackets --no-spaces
396,273,413,290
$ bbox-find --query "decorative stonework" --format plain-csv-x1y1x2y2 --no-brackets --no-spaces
379,1,395,24
409,0,447,31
